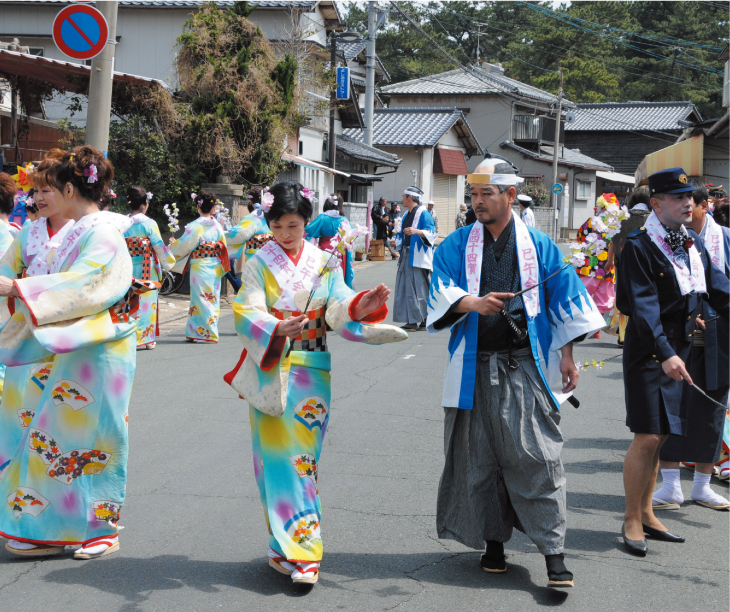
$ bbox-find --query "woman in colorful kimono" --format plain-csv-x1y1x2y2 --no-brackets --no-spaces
0,172,19,398
225,187,272,281
224,181,407,585
304,193,355,288
0,152,74,504
169,191,228,343
0,145,136,560
124,186,176,349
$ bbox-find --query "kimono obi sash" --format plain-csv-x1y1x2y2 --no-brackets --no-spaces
125,236,154,280
191,240,231,272
271,306,327,352
245,233,274,253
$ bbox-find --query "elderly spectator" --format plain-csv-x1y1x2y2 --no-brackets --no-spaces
455,204,468,229
427,200,440,233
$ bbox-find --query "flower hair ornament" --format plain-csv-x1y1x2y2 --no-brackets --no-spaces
146,191,153,201
108,188,117,198
190,192,197,200
300,188,315,203
260,187,274,213
12,162,35,193
84,164,98,183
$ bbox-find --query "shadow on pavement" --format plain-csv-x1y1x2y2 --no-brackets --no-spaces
563,437,631,451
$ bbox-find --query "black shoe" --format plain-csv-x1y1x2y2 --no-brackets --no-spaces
642,524,685,542
545,553,574,588
400,323,418,331
480,541,507,573
417,321,427,331
622,524,647,556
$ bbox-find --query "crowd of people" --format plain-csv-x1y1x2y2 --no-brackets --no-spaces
0,148,726,592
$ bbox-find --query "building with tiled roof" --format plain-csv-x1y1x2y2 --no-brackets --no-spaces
564,102,701,174
342,108,482,235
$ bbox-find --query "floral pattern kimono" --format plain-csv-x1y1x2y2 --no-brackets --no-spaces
170,217,228,343
304,211,355,289
124,213,176,347
0,212,136,547
225,209,272,265
0,218,73,497
224,240,406,563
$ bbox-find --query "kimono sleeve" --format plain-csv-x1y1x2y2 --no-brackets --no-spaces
324,267,407,345
701,241,730,320
147,220,176,273
426,231,470,332
225,217,258,249
0,225,27,278
231,259,288,370
169,222,201,273
539,233,604,350
14,225,133,327
0,224,16,261
304,215,327,240
419,209,437,247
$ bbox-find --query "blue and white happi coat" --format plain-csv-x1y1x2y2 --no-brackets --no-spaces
394,205,437,270
426,212,604,410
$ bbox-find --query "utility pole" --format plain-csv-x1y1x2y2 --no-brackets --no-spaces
475,23,482,64
85,0,118,155
363,1,378,147
550,67,563,242
329,33,337,170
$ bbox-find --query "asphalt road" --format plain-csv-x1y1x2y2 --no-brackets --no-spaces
0,260,727,611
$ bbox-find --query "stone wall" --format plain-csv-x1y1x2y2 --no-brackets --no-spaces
343,202,368,252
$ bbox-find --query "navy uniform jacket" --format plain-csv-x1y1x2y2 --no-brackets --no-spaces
616,228,730,434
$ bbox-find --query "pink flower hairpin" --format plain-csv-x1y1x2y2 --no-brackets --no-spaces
300,188,315,202
84,164,98,183
260,191,275,212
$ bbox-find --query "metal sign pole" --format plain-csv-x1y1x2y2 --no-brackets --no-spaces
85,1,118,154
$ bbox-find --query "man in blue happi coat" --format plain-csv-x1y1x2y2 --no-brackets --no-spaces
426,158,604,588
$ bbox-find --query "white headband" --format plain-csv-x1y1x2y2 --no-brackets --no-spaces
404,188,422,197
466,173,524,186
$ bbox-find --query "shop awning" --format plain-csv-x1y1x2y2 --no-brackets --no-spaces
635,135,704,186
0,49,171,92
596,170,635,184
349,173,383,183
282,153,350,177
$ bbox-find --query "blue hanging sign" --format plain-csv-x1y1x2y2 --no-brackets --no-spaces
336,67,350,100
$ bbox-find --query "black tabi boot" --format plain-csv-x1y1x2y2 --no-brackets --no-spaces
480,540,507,573
545,553,574,588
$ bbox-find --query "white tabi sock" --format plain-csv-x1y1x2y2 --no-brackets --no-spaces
654,469,684,503
691,471,729,505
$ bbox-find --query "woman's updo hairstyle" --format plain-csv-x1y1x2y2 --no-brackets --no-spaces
264,181,313,224
196,190,217,214
127,185,147,210
0,173,16,215
29,148,66,189
45,145,113,202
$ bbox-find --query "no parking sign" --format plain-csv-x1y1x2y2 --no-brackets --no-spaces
53,4,109,61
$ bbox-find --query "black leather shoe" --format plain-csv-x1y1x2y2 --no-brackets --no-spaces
622,525,647,557
642,524,685,542
400,323,418,331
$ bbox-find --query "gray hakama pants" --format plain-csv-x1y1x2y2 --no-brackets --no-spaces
393,246,430,324
437,347,567,555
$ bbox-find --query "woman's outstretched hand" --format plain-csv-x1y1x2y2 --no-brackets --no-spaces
353,284,390,320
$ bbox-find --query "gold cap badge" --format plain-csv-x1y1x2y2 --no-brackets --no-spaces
678,173,688,184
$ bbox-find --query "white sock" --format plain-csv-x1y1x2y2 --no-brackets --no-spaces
654,469,684,503
77,535,118,555
691,471,729,504
268,547,295,572
292,562,319,579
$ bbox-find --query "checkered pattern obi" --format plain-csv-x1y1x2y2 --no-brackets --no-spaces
245,233,274,252
191,240,225,260
125,236,152,281
271,307,327,352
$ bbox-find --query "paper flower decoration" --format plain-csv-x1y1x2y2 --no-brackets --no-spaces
12,163,34,192
163,202,180,233
146,192,153,200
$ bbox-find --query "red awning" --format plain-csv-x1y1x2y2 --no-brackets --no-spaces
0,49,171,93
434,148,468,175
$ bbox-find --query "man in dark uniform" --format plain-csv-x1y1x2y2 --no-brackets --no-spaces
617,168,730,556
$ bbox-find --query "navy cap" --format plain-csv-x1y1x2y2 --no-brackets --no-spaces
648,167,695,195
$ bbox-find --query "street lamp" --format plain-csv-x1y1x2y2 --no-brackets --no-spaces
329,31,361,170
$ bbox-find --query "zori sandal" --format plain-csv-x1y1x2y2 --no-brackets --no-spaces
74,536,119,560
268,547,294,575
5,540,64,557
291,562,319,584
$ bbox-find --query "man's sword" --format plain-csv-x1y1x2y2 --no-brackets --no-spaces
510,263,573,299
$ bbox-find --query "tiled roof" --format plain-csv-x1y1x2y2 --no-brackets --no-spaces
381,65,573,107
343,108,482,155
337,39,367,62
336,135,401,167
500,140,612,170
564,102,700,132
